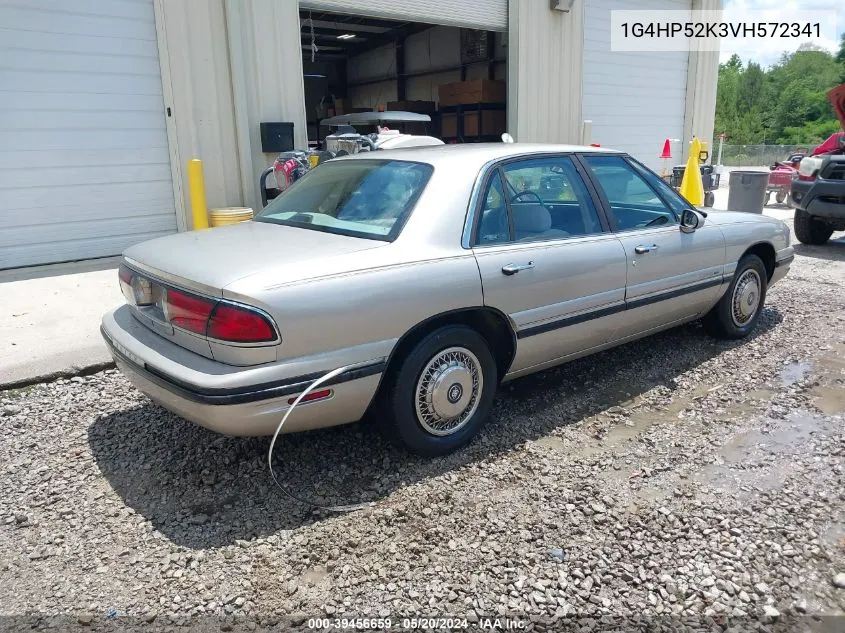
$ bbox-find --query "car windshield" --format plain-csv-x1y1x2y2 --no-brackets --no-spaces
254,159,433,241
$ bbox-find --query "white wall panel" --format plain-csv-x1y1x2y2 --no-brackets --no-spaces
583,0,691,169
0,0,178,268
683,0,722,160
509,0,584,143
157,0,243,221
225,0,310,212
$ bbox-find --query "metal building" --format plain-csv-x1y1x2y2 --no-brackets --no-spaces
0,0,720,269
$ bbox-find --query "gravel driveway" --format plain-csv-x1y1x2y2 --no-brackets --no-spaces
2,234,845,632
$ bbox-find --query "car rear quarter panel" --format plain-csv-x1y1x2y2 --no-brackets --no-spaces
220,155,487,367
223,253,484,364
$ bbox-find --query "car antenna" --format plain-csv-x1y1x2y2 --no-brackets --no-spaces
267,365,376,513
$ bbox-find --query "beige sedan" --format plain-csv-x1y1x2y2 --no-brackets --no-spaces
102,144,793,456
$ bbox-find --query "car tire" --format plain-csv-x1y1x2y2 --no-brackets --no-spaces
703,191,715,207
379,325,498,457
702,254,767,340
794,209,833,245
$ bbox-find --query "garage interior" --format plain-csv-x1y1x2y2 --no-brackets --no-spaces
299,8,508,147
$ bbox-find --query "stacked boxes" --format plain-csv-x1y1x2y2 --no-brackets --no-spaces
438,80,506,140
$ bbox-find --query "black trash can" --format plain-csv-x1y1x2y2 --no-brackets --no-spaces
672,164,715,190
727,171,768,214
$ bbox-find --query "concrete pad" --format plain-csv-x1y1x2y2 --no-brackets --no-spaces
0,261,123,388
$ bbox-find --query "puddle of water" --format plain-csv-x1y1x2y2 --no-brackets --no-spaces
693,411,835,493
809,345,845,413
780,361,812,386
534,436,566,450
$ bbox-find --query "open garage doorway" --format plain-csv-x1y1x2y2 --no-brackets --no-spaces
298,8,508,148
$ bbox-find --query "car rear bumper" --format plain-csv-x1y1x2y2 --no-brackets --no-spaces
790,178,845,219
101,306,385,436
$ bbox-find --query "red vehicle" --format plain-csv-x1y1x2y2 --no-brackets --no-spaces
766,151,805,205
789,83,845,244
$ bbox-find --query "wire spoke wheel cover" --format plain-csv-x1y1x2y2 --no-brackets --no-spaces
414,346,483,436
731,268,761,327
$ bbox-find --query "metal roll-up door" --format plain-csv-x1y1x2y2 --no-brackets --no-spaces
299,0,508,32
0,0,177,269
583,0,692,170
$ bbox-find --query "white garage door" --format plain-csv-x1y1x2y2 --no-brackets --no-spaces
583,0,691,171
300,0,507,32
0,0,177,270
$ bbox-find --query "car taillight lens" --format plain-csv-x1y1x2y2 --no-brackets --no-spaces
165,289,215,335
207,303,276,343
118,265,134,303
118,265,133,285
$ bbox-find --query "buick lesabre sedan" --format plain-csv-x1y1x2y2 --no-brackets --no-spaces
102,144,794,456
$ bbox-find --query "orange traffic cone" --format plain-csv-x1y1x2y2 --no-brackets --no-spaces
660,139,672,177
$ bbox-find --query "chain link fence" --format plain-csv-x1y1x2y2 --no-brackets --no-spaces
715,144,811,167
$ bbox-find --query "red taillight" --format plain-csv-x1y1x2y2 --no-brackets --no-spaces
165,289,215,335
287,389,332,405
207,303,276,343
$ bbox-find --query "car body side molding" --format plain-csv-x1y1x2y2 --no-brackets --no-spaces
517,275,730,339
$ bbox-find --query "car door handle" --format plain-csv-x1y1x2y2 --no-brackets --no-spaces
634,244,659,254
501,262,535,276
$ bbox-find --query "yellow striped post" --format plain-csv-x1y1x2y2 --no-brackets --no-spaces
187,159,209,230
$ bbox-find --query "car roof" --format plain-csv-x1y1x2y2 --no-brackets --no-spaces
333,143,624,168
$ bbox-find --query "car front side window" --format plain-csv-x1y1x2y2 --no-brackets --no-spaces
584,155,678,232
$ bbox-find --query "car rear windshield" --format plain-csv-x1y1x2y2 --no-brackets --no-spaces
254,159,433,241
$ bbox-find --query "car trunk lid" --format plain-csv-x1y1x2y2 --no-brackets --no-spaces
120,221,388,361
123,220,387,296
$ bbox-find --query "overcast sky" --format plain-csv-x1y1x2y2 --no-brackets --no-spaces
720,0,844,67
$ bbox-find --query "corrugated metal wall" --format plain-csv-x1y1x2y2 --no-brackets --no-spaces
508,0,584,143
683,0,721,160
225,0,309,212
156,0,243,224
346,27,506,108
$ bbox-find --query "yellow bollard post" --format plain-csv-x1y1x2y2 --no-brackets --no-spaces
679,137,705,206
187,159,209,230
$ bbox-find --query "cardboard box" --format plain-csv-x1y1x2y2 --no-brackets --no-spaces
438,80,506,106
441,113,458,138
438,83,462,107
386,100,436,113
464,110,506,136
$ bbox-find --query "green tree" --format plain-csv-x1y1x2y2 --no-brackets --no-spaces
714,46,842,146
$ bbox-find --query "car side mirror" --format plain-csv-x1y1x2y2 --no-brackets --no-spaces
680,209,703,233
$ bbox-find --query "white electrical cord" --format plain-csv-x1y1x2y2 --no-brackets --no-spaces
267,364,376,513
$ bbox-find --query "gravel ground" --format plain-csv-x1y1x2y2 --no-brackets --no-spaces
2,234,845,633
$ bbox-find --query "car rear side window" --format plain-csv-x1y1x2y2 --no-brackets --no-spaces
254,159,433,241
